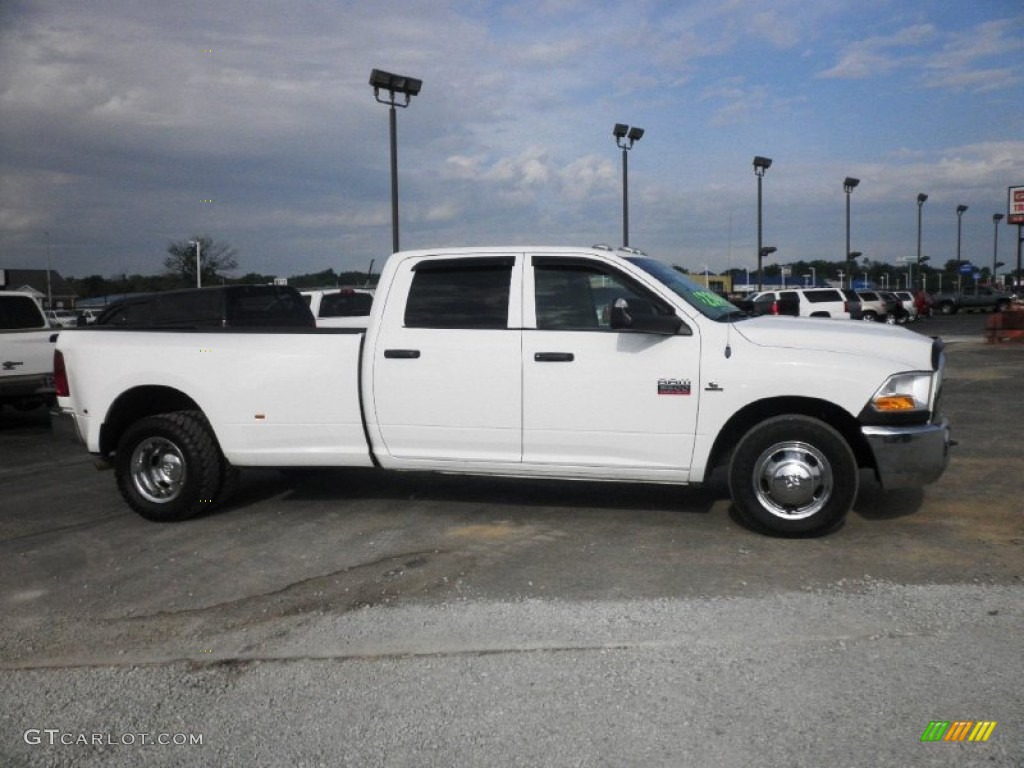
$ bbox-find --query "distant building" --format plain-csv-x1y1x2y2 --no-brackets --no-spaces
0,268,78,309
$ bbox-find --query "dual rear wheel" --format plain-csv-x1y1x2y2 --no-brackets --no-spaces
115,410,233,522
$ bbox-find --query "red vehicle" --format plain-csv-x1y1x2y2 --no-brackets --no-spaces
912,290,933,318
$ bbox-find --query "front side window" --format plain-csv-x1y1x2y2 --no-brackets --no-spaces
533,258,672,331
405,258,512,329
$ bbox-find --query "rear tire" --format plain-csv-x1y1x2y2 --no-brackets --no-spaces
729,415,858,536
115,410,224,522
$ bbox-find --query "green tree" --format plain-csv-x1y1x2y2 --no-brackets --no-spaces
164,235,238,287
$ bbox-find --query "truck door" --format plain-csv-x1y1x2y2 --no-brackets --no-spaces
369,254,523,463
522,256,700,479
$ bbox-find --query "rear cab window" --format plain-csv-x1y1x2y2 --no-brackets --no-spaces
404,257,513,329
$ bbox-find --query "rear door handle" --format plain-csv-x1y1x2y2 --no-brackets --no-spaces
384,349,421,359
534,352,574,362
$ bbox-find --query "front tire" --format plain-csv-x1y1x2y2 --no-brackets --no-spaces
115,411,224,522
729,415,858,536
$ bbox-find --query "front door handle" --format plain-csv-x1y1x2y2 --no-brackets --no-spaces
384,349,421,359
534,352,574,362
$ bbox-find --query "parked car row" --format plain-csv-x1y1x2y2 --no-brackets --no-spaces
45,308,99,327
738,288,932,324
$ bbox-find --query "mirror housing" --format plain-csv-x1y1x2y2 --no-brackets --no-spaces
610,298,684,335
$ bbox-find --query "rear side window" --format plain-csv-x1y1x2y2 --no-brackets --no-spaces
805,289,842,303
405,258,512,329
320,291,373,318
225,287,313,327
0,296,45,330
154,291,222,326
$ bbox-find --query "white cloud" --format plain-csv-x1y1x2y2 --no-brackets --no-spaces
817,23,936,79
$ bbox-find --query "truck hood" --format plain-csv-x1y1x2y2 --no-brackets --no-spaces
734,316,936,370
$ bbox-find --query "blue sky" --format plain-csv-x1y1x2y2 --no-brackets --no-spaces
1,0,1022,281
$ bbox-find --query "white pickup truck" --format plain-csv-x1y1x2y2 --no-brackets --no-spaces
1,291,58,411
53,246,952,536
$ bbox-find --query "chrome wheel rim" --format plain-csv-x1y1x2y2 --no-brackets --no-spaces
131,437,186,504
752,440,833,520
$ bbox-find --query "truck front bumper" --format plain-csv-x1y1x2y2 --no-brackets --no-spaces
861,417,952,489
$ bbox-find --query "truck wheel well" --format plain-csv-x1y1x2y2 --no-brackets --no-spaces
99,386,201,457
707,397,872,477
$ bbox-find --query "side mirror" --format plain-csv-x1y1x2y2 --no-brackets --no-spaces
610,298,683,335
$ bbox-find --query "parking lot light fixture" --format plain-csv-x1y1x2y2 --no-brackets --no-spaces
370,68,423,253
992,213,1004,284
753,156,772,290
955,204,968,265
916,193,927,288
844,177,860,286
614,124,644,247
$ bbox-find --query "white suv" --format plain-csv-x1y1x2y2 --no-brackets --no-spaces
745,288,853,319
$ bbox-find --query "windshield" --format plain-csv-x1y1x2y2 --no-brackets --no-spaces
626,257,742,321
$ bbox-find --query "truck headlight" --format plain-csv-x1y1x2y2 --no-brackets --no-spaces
861,371,934,424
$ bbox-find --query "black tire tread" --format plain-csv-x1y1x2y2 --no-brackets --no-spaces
115,410,224,522
728,415,857,537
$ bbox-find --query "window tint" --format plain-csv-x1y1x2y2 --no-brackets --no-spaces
780,291,799,302
405,260,512,329
0,296,45,330
320,291,373,318
534,261,665,331
805,289,842,303
225,287,313,327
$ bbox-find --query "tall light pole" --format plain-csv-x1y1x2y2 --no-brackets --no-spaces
844,177,860,286
916,193,927,289
370,68,423,254
753,156,772,290
189,239,202,288
992,213,1004,285
955,204,968,267
44,230,53,309
759,246,777,288
613,124,644,247
848,251,862,289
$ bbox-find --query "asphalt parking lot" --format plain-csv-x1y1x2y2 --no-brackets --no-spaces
1,312,1021,767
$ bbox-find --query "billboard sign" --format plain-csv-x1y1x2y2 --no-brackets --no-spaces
1009,186,1024,225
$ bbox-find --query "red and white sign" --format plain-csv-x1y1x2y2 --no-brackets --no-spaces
1009,185,1024,225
